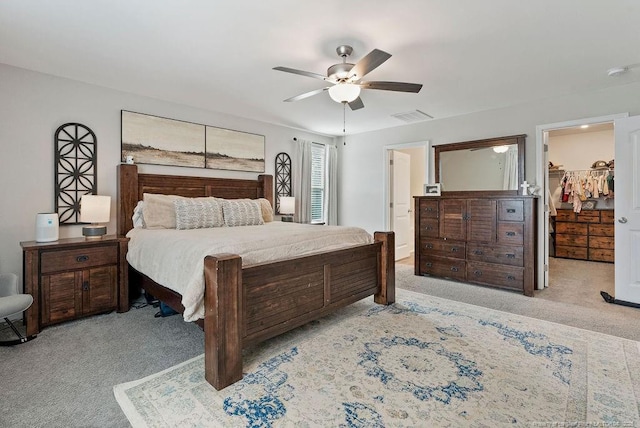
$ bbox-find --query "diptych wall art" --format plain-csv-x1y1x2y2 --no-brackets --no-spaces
121,110,265,172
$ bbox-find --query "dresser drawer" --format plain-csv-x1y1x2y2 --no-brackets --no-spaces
555,222,587,235
589,236,614,250
467,244,524,267
589,248,614,263
498,200,524,222
497,222,524,245
467,262,524,291
576,211,600,223
419,256,466,280
555,234,587,247
419,218,439,238
555,210,575,221
419,199,439,218
41,245,118,274
420,238,466,259
555,245,588,260
589,224,614,236
600,210,615,224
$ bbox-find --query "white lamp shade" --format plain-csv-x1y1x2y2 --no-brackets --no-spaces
328,83,361,103
80,195,111,223
279,197,296,215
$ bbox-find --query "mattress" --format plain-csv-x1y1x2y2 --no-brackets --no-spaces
126,222,373,321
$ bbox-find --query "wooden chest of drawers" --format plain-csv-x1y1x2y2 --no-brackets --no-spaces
414,194,537,296
554,209,614,263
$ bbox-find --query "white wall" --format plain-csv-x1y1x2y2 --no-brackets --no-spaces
0,63,332,287
548,129,614,171
338,82,640,232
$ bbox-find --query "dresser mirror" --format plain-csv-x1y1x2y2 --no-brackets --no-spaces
434,135,525,193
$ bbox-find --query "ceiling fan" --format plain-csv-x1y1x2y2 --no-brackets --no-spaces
273,45,423,110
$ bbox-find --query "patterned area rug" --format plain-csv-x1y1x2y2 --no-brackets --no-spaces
114,290,640,427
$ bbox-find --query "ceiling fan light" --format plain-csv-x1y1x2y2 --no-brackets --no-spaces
493,145,509,154
328,83,361,103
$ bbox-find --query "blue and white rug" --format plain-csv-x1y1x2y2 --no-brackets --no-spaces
114,289,640,427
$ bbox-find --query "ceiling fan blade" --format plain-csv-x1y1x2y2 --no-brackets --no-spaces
359,81,423,93
348,97,364,111
273,66,328,81
348,49,392,80
284,87,329,102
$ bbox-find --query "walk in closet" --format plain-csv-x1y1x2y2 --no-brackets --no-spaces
548,123,614,264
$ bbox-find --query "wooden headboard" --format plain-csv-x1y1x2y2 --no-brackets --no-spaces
117,164,273,237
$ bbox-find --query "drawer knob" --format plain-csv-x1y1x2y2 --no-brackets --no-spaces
76,255,89,262
451,247,458,252
507,275,516,281
451,267,459,272
425,262,433,268
474,270,482,276
507,208,516,213
506,253,516,259
474,250,483,255
426,243,433,249
506,231,516,237
425,226,432,231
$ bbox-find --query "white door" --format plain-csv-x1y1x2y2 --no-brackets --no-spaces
614,115,640,304
391,150,411,260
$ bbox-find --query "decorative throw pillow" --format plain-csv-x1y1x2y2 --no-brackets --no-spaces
132,201,146,228
222,199,265,227
174,198,224,230
142,193,185,229
258,198,274,223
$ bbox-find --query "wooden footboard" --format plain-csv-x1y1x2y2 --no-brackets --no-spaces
203,231,395,390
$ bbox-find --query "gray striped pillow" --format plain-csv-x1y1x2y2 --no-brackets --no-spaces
222,199,264,227
174,198,224,230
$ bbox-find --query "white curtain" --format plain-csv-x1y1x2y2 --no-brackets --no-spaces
503,146,518,190
325,144,338,225
293,139,312,223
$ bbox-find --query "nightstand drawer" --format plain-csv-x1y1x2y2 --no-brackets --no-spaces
41,245,117,274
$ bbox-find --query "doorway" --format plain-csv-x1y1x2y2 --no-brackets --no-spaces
383,141,429,262
543,122,615,306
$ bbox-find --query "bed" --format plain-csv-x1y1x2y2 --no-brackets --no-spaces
117,164,395,390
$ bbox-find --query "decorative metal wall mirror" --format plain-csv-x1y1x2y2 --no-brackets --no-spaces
275,152,292,213
55,123,98,224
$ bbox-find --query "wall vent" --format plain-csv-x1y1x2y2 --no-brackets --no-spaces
391,110,433,123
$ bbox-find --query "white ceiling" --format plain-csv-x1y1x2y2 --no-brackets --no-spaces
1,1,639,136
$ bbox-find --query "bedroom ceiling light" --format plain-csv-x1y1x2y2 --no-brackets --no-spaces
328,83,361,103
81,194,111,238
493,145,509,154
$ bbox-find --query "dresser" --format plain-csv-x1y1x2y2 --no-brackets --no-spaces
415,194,537,296
554,209,614,263
21,236,129,336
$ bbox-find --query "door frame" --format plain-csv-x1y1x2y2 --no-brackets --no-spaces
535,113,628,289
382,140,430,233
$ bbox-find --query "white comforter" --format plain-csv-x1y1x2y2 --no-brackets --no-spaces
126,222,373,321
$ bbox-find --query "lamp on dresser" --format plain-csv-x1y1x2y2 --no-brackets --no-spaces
81,195,111,238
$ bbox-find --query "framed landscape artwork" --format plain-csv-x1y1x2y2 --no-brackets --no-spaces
121,110,265,172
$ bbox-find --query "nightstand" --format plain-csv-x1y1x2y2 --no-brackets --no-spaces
20,235,128,336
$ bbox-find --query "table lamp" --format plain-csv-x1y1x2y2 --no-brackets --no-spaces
80,195,111,238
279,196,295,222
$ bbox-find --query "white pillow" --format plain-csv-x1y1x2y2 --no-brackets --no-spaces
132,201,146,228
222,199,264,227
174,198,224,230
258,198,274,223
142,193,185,229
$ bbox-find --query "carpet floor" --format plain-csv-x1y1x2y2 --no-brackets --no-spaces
1,264,639,427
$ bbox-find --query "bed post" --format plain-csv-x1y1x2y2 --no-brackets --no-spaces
117,164,138,237
258,174,274,207
203,254,244,390
374,231,395,305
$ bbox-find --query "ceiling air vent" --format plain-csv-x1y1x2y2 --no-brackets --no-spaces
391,110,433,123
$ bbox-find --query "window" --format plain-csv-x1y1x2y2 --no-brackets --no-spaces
310,143,326,223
